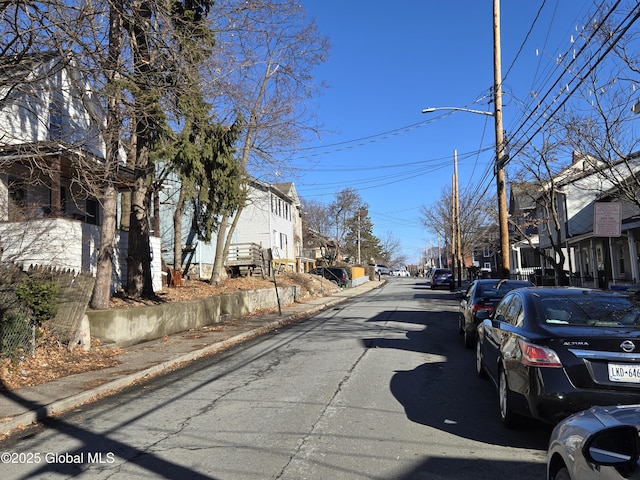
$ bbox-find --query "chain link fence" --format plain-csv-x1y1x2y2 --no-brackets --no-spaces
0,264,93,360
0,265,35,359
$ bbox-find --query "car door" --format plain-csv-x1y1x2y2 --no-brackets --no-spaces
496,294,526,385
459,281,476,328
483,292,517,382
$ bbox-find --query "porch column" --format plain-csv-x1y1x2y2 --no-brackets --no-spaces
589,238,597,288
51,154,62,215
628,234,639,284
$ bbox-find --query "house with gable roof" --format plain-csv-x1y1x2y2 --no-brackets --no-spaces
158,175,309,278
511,150,640,288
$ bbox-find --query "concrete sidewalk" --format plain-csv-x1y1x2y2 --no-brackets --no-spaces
0,280,382,437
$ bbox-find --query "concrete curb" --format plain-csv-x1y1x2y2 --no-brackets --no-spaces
0,294,350,436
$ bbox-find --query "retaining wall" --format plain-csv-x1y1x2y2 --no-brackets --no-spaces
83,286,300,348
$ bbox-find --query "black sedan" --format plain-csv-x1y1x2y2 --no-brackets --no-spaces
547,404,640,480
458,279,533,348
475,287,640,427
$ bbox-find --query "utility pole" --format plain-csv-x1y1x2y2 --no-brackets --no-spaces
454,150,462,287
357,213,361,264
494,0,510,278
451,172,456,276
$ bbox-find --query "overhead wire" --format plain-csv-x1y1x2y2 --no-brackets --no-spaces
507,1,639,163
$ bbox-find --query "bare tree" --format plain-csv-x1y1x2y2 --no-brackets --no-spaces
327,188,363,264
203,0,330,284
379,231,402,265
510,136,570,285
420,186,496,270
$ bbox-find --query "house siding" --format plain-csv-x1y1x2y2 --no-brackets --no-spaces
0,55,104,157
0,218,162,293
158,175,301,277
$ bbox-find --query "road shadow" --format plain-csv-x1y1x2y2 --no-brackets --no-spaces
393,454,547,480
0,377,219,479
361,308,552,450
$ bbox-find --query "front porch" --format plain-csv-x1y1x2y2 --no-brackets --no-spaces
0,217,162,293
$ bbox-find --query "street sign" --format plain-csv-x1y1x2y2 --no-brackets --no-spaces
594,202,622,237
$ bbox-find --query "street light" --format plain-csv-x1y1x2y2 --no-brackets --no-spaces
421,107,494,117
422,104,511,278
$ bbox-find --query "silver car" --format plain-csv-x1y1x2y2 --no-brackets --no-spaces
547,404,640,480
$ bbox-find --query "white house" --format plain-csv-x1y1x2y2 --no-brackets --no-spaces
514,151,640,288
0,52,162,292
159,176,305,278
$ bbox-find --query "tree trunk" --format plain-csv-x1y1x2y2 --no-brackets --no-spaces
90,2,122,309
90,183,117,309
127,179,154,297
173,185,185,271
210,213,230,285
126,0,155,298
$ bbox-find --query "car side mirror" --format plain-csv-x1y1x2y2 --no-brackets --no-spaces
491,314,505,326
584,425,640,466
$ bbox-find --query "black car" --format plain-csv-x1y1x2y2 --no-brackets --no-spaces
547,404,640,480
475,287,640,427
458,279,533,348
310,267,349,287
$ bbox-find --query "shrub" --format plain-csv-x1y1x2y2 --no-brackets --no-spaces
15,278,59,325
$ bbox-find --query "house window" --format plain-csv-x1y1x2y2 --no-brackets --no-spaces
619,248,625,274
484,262,492,270
483,248,490,258
8,178,26,221
49,103,63,140
86,198,98,225
280,233,287,250
61,187,67,215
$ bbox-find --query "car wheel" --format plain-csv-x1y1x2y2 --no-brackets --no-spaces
463,328,474,349
475,340,487,379
553,467,571,480
498,367,522,428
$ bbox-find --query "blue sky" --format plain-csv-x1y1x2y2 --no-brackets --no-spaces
292,1,597,265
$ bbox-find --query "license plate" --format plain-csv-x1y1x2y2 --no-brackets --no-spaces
608,363,640,383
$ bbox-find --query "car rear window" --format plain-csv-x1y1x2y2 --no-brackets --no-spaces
539,295,640,327
477,282,530,299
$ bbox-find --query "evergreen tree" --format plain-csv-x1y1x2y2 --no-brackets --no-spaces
343,206,382,265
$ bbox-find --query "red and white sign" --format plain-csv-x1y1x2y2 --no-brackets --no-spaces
594,202,622,237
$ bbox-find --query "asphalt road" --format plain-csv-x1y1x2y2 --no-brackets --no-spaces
0,277,551,479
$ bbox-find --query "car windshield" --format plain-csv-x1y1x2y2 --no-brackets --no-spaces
477,282,528,300
538,295,640,327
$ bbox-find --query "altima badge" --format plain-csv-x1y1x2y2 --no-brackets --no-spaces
620,340,636,352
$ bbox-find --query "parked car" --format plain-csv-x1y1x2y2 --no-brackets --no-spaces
309,267,349,287
372,264,390,275
390,269,410,277
547,404,640,480
458,279,534,348
430,268,454,290
475,287,640,427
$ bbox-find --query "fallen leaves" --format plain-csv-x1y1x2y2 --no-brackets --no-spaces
1,272,338,391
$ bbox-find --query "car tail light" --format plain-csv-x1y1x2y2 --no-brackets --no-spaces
518,339,562,367
471,304,494,315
